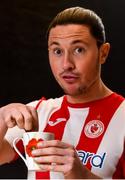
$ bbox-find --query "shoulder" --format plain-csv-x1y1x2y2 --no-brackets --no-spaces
37,96,64,110
112,93,125,118
108,92,125,106
27,96,64,109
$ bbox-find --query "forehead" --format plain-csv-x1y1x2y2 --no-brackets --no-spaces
48,24,95,45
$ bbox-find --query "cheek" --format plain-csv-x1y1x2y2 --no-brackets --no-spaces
79,60,99,78
49,56,56,70
49,60,60,78
77,61,90,74
49,56,62,71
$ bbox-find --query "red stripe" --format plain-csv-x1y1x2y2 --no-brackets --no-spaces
112,142,125,178
36,171,50,179
44,97,69,140
36,97,69,179
35,96,50,179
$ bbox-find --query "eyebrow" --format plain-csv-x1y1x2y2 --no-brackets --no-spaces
49,39,89,47
49,42,60,47
71,39,89,46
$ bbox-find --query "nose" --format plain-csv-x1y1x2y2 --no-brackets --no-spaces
62,52,75,71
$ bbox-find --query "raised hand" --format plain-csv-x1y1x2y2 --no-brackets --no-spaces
0,103,38,131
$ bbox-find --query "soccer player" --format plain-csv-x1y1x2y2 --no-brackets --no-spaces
0,6,125,179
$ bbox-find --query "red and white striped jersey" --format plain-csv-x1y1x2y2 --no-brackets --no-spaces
19,93,125,179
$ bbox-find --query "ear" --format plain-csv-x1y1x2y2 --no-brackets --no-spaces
99,43,110,64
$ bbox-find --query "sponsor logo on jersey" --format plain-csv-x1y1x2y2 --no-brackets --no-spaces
84,120,104,138
48,118,66,126
78,150,106,168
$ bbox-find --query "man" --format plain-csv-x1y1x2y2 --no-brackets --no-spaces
0,6,125,179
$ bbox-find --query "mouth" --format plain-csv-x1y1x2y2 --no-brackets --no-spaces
62,74,79,83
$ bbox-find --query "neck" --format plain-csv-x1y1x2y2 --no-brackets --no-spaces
66,79,113,104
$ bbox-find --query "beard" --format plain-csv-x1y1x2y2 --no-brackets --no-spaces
62,84,87,97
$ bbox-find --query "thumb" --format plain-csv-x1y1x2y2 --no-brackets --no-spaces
27,106,39,131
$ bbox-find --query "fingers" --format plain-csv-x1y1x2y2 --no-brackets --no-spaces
18,105,35,131
0,103,38,131
27,106,38,131
31,139,82,176
34,153,74,164
33,143,75,157
33,149,76,174
32,140,77,175
32,140,75,159
3,108,24,128
37,139,73,149
5,116,17,128
38,163,73,173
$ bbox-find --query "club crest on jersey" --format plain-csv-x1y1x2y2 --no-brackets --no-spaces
84,120,104,138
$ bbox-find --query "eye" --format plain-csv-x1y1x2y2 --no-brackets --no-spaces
53,48,63,56
74,47,85,54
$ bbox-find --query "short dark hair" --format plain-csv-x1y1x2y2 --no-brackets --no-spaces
47,6,106,47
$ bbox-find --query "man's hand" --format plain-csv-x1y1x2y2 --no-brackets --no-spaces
0,103,38,131
0,103,38,165
31,140,93,179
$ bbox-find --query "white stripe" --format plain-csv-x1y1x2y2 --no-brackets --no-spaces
50,171,64,179
91,100,125,178
62,107,89,146
37,97,63,131
27,170,36,180
50,107,89,179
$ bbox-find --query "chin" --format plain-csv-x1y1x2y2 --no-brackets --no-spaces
63,89,81,96
63,86,87,96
